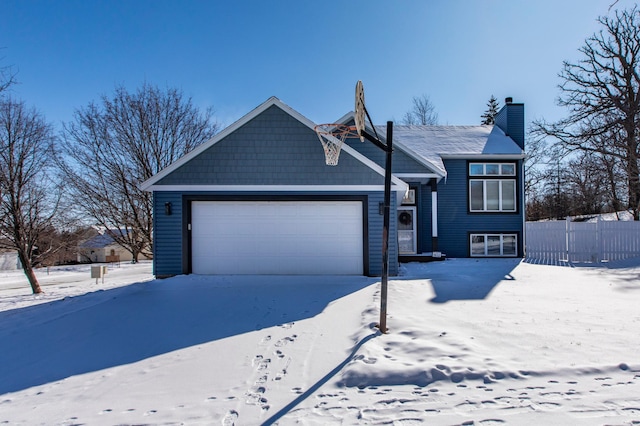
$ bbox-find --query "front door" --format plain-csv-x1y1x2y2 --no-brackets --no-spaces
398,206,417,254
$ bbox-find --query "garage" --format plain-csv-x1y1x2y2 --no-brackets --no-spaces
190,201,364,275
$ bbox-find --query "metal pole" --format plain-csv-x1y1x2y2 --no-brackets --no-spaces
379,121,393,334
356,123,394,333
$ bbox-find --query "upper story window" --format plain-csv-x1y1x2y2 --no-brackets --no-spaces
469,163,516,176
469,162,517,212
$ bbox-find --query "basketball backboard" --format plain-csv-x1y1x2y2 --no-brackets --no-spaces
354,80,366,142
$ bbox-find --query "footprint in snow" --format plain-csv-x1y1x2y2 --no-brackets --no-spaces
275,335,297,347
260,335,272,345
253,355,271,370
245,386,268,406
258,359,271,370
221,410,239,426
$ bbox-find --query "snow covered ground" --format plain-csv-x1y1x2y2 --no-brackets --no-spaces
1,258,639,425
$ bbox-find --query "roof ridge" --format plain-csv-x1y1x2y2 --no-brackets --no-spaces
376,124,492,128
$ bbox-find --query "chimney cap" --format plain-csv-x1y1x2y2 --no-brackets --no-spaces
505,97,513,104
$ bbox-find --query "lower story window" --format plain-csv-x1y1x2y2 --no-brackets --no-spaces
470,233,517,257
469,179,516,212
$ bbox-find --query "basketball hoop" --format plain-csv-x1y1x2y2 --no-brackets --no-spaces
355,80,366,142
314,123,359,166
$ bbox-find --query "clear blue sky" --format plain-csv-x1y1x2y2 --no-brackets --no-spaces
1,0,637,133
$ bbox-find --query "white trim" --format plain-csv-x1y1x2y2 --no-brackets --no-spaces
395,173,441,180
397,206,417,254
334,111,356,125
393,142,447,178
469,162,517,176
144,184,408,193
521,162,526,254
469,179,517,212
432,191,438,237
140,97,405,191
141,97,281,190
336,112,446,178
441,153,525,160
470,233,518,257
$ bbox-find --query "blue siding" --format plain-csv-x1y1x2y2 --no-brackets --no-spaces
152,190,398,277
495,103,525,150
344,136,433,174
153,192,184,277
151,104,402,277
367,192,398,276
436,159,524,257
157,105,383,186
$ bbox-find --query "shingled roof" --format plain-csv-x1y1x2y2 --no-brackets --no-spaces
374,124,525,176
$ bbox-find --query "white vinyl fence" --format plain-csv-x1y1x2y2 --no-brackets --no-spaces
526,218,640,264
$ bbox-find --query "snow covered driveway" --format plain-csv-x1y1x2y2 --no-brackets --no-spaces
1,259,639,425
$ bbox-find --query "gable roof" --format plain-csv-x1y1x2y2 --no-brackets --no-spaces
79,229,130,249
140,97,407,192
335,112,444,178
374,124,525,176
79,233,117,249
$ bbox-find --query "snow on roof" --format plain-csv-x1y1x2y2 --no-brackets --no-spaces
78,233,116,249
374,124,524,176
78,229,128,249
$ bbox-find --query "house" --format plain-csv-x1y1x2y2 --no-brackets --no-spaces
141,97,525,277
0,250,21,271
77,230,151,264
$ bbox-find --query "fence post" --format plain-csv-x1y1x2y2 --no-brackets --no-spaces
596,215,602,263
526,219,640,263
565,216,571,262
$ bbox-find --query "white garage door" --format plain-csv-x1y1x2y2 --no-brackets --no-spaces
191,201,364,274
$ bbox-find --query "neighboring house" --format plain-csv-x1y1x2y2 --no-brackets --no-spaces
0,250,21,271
141,97,525,277
77,230,151,263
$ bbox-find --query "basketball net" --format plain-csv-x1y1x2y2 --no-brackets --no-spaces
314,124,359,166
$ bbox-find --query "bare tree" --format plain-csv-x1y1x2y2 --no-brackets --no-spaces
481,95,500,125
565,152,610,216
600,152,627,214
0,98,59,294
523,132,552,202
0,56,17,94
60,84,219,262
532,6,640,219
401,94,438,125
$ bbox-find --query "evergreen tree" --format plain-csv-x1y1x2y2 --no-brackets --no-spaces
481,95,500,125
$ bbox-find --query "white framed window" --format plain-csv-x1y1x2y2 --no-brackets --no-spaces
469,162,517,212
470,233,518,257
397,207,417,254
402,189,416,205
469,163,516,176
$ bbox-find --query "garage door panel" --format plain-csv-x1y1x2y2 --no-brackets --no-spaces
191,201,363,275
